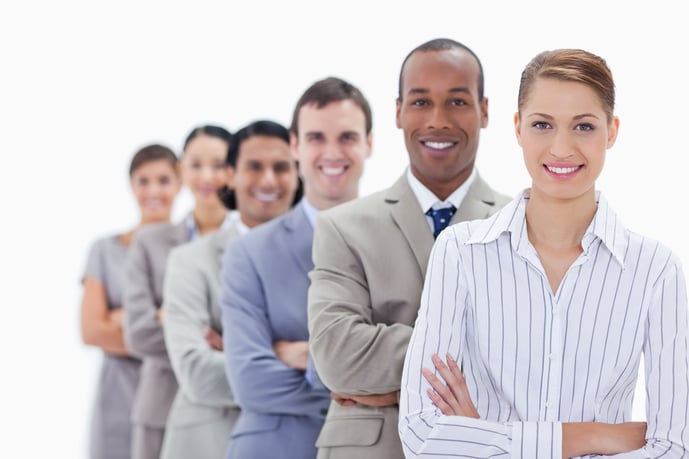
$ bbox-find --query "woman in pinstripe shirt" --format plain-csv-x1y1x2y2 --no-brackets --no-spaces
399,48,688,458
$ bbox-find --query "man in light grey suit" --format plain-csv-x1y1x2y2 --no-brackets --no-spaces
220,77,373,459
307,38,512,459
160,120,301,459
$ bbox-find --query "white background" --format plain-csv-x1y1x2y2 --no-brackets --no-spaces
1,1,686,457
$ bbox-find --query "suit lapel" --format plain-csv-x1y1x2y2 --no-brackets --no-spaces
386,175,435,276
452,173,501,225
282,204,314,275
211,225,239,270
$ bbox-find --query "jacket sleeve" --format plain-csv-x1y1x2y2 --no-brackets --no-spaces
221,237,329,416
307,211,413,395
163,245,237,407
122,231,168,360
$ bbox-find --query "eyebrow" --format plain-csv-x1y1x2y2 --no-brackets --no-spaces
407,87,472,96
527,112,600,120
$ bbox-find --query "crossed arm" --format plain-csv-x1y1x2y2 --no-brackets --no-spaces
423,353,646,458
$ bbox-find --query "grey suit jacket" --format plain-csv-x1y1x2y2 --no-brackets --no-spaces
123,221,188,429
160,225,242,459
221,204,331,459
307,172,510,459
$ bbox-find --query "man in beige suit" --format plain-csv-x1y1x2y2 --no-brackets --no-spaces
307,38,511,459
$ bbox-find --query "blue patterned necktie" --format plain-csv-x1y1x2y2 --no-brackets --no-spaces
426,205,457,239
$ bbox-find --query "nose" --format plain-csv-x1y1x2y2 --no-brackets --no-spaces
200,165,214,181
550,130,576,159
322,140,343,160
427,105,451,130
259,167,277,188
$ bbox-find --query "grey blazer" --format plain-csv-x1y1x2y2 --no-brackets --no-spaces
123,221,188,432
307,173,511,459
160,226,242,459
221,204,331,459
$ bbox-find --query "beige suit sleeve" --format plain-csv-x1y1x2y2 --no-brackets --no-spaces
308,211,413,395
162,245,236,407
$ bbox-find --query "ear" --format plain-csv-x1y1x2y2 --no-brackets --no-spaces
480,97,489,128
606,116,620,149
395,98,402,129
364,132,373,158
226,165,236,188
289,131,299,161
513,112,523,146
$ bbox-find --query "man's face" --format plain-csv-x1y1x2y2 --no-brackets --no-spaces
396,48,488,196
292,100,372,210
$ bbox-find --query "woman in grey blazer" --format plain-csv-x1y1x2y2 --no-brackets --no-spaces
80,144,180,459
160,120,302,459
122,124,236,459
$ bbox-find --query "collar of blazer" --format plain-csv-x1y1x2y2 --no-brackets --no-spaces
384,174,435,277
280,202,315,274
383,171,499,276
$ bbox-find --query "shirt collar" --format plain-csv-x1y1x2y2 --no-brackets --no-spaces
300,198,320,228
466,189,628,268
406,166,477,212
185,210,237,240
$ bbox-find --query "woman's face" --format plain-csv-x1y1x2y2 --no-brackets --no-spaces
515,77,619,202
228,135,299,228
130,158,181,224
179,134,229,209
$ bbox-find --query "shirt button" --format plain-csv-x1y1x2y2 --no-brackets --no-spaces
549,353,558,360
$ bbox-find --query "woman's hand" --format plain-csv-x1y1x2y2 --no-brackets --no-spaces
422,353,479,418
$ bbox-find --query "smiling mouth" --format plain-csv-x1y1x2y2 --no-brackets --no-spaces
252,191,280,202
422,140,456,150
143,199,164,209
320,165,348,176
545,165,582,175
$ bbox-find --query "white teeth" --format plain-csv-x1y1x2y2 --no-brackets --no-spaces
253,191,279,202
424,141,454,150
321,166,346,176
547,166,579,174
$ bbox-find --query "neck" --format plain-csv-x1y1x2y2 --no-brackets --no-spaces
304,186,359,211
525,188,597,249
192,205,228,236
412,166,472,202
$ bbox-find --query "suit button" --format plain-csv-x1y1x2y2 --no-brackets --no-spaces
320,408,329,416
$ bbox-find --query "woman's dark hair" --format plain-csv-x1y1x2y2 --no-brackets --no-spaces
128,143,178,177
218,119,303,209
182,124,232,154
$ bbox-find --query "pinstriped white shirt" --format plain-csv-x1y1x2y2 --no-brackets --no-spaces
399,189,689,458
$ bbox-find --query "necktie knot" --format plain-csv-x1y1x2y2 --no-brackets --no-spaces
426,205,457,239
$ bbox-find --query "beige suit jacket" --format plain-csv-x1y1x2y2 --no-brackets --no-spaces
160,226,241,459
308,172,510,459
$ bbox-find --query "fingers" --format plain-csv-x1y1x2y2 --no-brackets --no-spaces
331,392,356,407
423,368,457,415
424,353,480,418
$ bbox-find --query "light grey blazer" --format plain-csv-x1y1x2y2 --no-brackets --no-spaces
307,173,511,459
160,225,242,459
123,221,187,436
221,204,331,459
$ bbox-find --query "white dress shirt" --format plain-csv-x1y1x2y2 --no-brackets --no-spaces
399,189,689,458
407,166,476,232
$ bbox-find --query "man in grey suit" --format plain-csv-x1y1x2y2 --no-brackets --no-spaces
220,76,373,459
307,38,512,459
160,120,301,459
